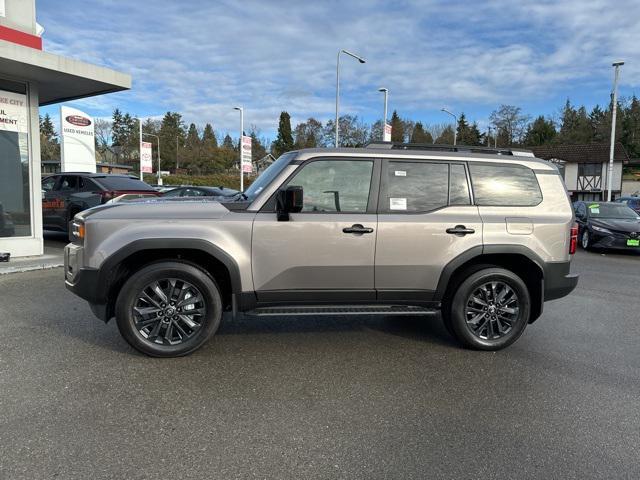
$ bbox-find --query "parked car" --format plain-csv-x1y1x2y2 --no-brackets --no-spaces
614,196,640,214
64,143,579,357
0,201,15,237
573,201,640,250
162,186,239,198
42,173,160,232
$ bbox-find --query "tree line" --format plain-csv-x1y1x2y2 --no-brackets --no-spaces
39,95,640,175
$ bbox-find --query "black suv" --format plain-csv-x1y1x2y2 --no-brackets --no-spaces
42,173,159,232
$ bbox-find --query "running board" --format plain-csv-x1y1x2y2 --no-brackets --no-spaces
244,305,438,317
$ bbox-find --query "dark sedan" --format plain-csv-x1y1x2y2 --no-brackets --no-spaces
614,196,640,214
574,201,640,251
162,186,239,199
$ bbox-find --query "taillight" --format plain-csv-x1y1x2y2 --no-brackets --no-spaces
569,224,578,255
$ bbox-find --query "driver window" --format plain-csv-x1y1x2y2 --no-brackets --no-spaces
287,160,373,213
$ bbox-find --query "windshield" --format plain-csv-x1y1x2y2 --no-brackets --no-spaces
588,203,640,219
243,153,296,201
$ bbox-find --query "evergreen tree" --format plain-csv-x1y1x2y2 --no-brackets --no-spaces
523,116,556,146
184,123,201,171
39,114,60,160
390,110,404,142
456,113,470,143
435,125,455,144
222,134,234,149
621,96,640,157
410,122,433,144
272,111,294,156
158,112,186,172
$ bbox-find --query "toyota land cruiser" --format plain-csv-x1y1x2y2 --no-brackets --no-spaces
64,143,579,357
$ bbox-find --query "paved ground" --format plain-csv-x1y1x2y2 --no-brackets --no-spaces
1,250,639,479
0,231,67,275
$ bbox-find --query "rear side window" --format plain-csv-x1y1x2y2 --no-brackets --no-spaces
383,161,449,212
94,176,155,191
469,164,542,206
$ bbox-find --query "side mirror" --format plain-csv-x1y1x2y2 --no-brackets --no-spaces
276,186,303,221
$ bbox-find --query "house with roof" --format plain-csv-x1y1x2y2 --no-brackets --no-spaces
531,143,629,202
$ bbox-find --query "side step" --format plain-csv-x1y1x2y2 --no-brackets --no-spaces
244,305,438,317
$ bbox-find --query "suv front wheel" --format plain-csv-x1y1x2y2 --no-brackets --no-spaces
445,268,531,351
115,261,223,357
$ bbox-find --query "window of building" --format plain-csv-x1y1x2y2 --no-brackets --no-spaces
0,81,31,238
287,160,373,213
578,163,601,177
469,163,542,206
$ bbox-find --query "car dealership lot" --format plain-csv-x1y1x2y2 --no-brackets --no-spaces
1,250,639,479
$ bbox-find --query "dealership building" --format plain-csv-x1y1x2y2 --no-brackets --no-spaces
0,0,130,257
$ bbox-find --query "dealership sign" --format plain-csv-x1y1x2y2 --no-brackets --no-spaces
384,123,392,142
60,106,96,173
140,141,153,173
241,135,252,173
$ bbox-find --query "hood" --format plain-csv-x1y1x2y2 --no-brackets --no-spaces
590,217,640,233
77,197,231,222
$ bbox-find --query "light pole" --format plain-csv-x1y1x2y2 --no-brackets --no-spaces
487,126,492,148
441,108,457,146
176,136,180,170
378,87,388,141
335,49,366,148
142,132,161,185
607,60,624,201
234,106,244,191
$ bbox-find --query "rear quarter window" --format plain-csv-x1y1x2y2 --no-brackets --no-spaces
469,163,542,206
94,177,155,191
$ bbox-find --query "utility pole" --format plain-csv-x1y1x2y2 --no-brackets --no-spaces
234,106,244,191
139,118,143,180
607,61,624,201
378,87,388,141
176,136,180,170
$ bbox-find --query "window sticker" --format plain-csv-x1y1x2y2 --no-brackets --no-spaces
394,170,407,177
389,198,407,210
589,203,600,209
589,203,600,214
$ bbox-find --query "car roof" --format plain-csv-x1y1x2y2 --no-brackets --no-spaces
45,172,137,178
290,146,556,171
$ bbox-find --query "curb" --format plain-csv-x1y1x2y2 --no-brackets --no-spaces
0,263,64,275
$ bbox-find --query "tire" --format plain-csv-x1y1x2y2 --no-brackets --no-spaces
448,268,531,351
115,261,222,357
581,230,591,250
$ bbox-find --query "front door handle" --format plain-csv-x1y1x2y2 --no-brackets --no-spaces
446,225,475,236
343,224,374,234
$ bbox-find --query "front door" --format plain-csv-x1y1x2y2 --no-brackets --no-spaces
252,158,379,303
375,159,483,301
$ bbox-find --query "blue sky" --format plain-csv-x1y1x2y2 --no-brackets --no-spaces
38,0,640,139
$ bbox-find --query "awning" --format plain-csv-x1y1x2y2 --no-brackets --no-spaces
0,40,131,105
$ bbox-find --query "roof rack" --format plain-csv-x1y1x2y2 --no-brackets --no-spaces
364,141,535,157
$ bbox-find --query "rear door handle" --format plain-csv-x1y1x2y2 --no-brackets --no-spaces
446,225,475,236
343,224,374,234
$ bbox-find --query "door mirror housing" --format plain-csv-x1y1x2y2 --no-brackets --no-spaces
276,186,303,221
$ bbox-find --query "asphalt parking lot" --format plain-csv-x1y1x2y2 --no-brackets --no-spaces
1,249,639,479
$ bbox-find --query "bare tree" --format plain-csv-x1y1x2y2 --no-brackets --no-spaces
94,118,113,162
489,105,530,146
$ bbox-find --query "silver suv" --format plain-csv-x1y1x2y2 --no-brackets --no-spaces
64,143,579,357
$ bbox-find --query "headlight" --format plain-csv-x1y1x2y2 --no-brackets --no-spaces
70,219,85,243
592,225,611,234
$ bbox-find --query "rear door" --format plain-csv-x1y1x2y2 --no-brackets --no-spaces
251,158,379,303
374,160,483,301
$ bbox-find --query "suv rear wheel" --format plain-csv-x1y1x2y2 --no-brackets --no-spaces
445,267,531,351
115,261,222,357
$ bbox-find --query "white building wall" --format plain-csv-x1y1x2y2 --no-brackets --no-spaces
0,0,36,35
564,163,578,190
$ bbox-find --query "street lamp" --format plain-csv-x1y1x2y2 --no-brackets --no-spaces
378,87,388,141
486,126,492,148
335,49,366,148
142,132,161,185
234,106,244,192
607,60,624,201
441,108,457,146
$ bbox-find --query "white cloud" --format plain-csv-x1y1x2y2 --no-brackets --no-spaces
38,0,640,137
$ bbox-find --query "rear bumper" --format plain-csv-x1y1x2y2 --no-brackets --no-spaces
544,261,579,301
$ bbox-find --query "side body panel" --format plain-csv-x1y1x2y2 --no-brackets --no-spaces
479,173,573,263
375,206,483,294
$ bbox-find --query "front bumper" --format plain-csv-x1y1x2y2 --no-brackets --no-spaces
544,261,579,301
64,244,109,322
590,232,640,250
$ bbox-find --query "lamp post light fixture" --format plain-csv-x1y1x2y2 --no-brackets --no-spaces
142,132,161,185
335,49,366,148
234,106,244,192
378,87,388,141
440,108,457,146
607,60,624,201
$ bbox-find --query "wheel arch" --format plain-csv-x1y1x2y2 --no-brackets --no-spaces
98,239,242,321
437,245,545,323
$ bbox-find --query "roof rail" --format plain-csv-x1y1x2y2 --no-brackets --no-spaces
364,141,535,157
